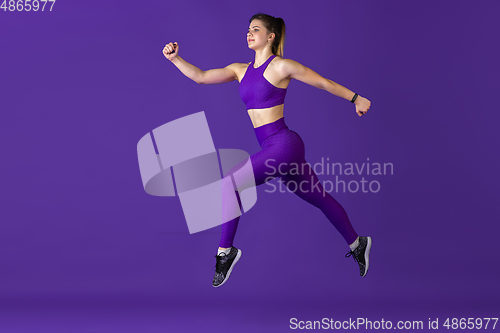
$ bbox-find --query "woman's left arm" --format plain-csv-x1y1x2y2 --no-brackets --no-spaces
281,59,371,117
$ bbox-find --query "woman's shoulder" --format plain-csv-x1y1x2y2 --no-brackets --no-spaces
271,55,293,73
271,55,293,67
234,61,251,67
273,55,293,63
226,62,250,71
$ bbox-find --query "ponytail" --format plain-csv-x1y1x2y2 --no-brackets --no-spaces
273,17,286,58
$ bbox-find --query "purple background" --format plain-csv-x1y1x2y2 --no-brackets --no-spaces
1,0,499,332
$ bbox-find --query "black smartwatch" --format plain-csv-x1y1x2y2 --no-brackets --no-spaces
350,93,358,103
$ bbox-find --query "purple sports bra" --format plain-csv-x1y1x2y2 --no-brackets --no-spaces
239,54,287,110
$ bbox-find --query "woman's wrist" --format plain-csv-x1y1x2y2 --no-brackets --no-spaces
350,93,358,103
170,56,180,65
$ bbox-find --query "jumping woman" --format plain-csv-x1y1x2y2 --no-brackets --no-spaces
163,13,372,288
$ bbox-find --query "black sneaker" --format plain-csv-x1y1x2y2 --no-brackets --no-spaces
212,246,242,288
345,236,372,277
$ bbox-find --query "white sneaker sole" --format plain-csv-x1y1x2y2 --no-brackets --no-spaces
362,237,372,277
213,249,242,288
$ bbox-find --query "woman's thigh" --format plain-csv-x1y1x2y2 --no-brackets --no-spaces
278,160,329,206
223,129,306,190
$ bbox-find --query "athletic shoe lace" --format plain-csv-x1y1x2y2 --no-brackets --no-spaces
214,254,226,273
345,250,358,262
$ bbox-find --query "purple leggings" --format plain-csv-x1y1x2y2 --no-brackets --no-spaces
219,116,358,248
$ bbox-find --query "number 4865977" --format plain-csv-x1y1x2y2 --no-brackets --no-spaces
1,0,56,11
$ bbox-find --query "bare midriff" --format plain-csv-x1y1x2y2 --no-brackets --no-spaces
247,104,284,128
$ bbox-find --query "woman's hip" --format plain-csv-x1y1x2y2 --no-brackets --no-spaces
254,116,288,146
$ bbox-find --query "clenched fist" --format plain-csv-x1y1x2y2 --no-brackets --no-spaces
163,42,179,61
355,95,371,117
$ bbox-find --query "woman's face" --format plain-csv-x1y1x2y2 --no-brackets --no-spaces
247,19,273,50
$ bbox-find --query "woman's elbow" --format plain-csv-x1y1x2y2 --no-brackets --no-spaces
319,78,332,90
195,71,205,84
318,78,335,90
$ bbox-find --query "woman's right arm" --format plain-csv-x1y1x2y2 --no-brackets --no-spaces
163,42,237,85
171,56,238,85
